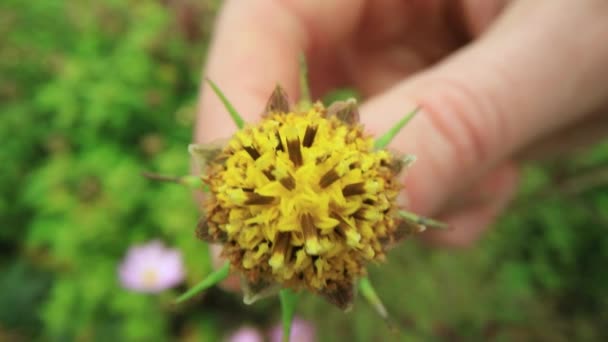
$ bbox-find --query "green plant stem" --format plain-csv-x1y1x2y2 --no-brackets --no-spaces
279,289,299,342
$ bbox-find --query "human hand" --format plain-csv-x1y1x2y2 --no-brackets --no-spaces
196,0,608,254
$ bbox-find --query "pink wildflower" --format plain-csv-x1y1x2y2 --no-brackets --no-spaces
269,317,316,342
118,240,184,293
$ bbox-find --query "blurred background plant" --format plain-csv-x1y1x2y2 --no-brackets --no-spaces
2,0,608,341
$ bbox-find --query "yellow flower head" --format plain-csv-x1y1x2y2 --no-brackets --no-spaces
194,87,423,309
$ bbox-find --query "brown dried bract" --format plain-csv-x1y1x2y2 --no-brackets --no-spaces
263,85,290,116
326,98,359,125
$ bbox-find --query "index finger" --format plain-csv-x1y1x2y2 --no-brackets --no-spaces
195,0,364,143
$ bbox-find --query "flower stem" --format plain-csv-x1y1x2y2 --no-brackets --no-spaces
279,289,299,342
175,262,230,303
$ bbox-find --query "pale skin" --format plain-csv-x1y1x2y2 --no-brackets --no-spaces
196,0,608,257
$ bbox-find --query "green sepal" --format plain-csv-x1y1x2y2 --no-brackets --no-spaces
206,78,245,129
398,210,448,230
175,262,230,303
358,277,388,319
279,289,299,342
374,107,420,150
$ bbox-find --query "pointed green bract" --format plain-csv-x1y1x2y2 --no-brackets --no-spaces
399,210,448,230
206,78,245,129
188,141,227,172
142,172,208,191
374,107,420,150
279,289,299,342
297,53,312,111
180,175,204,189
359,277,388,319
176,262,230,303
359,278,402,335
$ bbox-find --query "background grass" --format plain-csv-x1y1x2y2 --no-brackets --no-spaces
2,1,608,341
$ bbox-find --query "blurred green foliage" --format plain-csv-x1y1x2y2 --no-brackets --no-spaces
1,0,219,340
2,1,608,341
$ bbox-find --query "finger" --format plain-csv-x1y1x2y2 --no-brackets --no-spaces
343,0,443,97
424,200,507,248
195,0,365,144
344,0,509,97
345,46,430,98
516,109,608,161
460,0,511,36
363,0,608,216
422,163,519,248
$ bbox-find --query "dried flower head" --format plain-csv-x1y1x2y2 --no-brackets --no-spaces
141,57,449,340
193,86,424,310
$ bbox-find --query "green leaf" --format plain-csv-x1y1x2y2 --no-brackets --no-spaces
374,107,420,150
279,289,299,342
175,262,230,303
206,78,245,129
398,210,448,230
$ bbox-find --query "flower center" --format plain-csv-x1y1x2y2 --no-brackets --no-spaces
142,269,158,288
207,106,400,291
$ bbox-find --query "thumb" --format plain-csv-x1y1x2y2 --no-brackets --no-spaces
361,0,608,217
